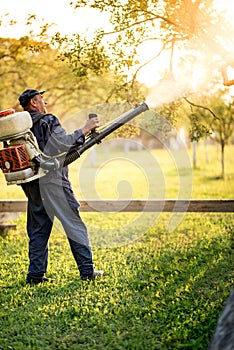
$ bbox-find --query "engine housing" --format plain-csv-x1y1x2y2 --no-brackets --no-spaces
0,109,47,185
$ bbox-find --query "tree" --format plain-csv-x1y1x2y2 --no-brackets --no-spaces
184,90,234,177
0,36,141,120
211,99,234,178
0,36,77,113
51,0,234,149
66,0,231,92
53,31,145,103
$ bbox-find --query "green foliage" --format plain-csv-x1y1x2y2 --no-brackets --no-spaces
53,34,145,104
0,37,80,113
181,90,234,143
68,0,221,84
189,113,212,142
210,99,234,146
0,36,143,123
55,32,111,78
0,37,49,110
139,109,172,143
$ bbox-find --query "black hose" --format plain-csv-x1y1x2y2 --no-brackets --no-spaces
39,102,149,171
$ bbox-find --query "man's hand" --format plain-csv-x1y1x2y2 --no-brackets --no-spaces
82,116,100,136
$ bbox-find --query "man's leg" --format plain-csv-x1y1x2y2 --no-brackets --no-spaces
40,184,95,278
21,181,53,281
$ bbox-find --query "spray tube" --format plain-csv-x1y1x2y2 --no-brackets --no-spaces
39,102,149,171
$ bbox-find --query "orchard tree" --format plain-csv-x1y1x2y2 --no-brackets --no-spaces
0,36,49,110
0,14,138,114
184,90,234,178
211,98,234,178
64,0,232,92
53,31,145,104
51,0,234,141
0,37,81,115
0,35,141,119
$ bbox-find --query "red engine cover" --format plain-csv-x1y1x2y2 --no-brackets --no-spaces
0,108,15,118
0,144,31,172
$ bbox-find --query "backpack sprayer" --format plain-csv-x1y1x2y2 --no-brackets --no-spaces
0,102,149,185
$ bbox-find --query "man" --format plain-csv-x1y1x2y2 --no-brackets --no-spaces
18,89,104,284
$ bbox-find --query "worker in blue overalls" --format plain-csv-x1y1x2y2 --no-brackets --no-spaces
18,89,104,284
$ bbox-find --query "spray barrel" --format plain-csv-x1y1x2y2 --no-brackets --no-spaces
40,101,149,170
0,102,149,184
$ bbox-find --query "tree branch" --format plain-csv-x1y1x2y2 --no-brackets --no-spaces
183,97,220,120
103,13,175,36
130,44,166,88
221,66,234,86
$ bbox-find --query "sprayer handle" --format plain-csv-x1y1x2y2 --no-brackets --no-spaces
89,113,97,120
88,113,99,139
89,113,97,132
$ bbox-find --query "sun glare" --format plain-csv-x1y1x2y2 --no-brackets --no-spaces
139,0,234,106
1,0,233,97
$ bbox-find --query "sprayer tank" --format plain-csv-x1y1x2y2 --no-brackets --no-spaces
0,111,32,140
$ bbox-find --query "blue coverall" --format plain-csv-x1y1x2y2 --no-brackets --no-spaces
21,110,94,281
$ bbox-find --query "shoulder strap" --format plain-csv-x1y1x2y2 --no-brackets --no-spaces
32,113,50,124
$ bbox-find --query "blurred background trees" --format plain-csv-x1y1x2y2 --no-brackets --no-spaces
0,0,233,175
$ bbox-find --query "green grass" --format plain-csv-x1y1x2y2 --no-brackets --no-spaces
0,144,234,349
1,144,234,199
1,213,233,349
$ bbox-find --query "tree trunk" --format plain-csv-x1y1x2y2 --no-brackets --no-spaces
193,141,197,169
204,138,209,163
221,141,225,179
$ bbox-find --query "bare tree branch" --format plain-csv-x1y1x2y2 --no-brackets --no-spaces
221,66,234,86
183,97,220,120
130,43,167,88
103,13,176,36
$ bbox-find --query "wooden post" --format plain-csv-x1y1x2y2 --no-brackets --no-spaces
0,212,19,236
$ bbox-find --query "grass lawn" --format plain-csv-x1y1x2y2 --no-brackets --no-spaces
0,144,234,349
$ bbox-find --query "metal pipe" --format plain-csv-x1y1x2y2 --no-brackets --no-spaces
39,102,149,170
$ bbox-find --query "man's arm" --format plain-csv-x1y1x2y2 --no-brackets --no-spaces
39,114,99,155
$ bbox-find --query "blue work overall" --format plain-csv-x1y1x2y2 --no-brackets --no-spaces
21,110,94,279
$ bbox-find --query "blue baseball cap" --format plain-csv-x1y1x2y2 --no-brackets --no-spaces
19,89,46,107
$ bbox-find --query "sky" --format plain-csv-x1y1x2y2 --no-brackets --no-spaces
0,0,110,38
1,0,234,91
1,0,233,42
